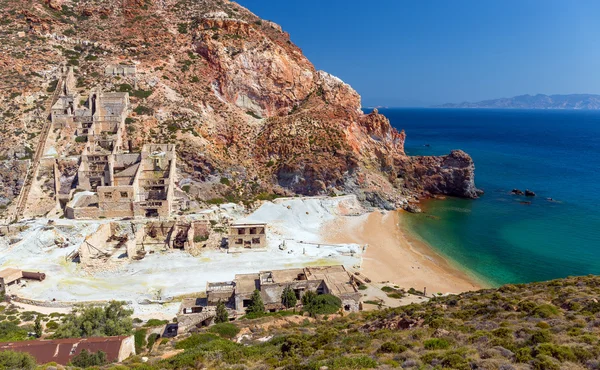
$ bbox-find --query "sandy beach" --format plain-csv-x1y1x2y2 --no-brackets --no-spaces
323,210,486,295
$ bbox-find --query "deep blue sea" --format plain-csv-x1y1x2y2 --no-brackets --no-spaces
376,108,600,286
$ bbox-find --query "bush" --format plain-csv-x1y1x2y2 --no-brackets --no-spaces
529,330,552,344
358,284,368,290
378,341,406,353
70,349,108,368
46,320,58,331
209,322,240,339
220,177,230,186
134,329,147,353
134,105,153,116
0,322,28,341
215,300,228,324
53,301,133,338
0,351,36,370
144,319,168,327
147,333,160,350
423,338,450,350
303,294,341,317
175,333,220,350
75,135,87,143
532,304,560,318
246,290,265,315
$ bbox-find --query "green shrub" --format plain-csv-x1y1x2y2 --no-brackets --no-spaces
132,89,153,99
134,329,147,353
147,333,160,350
144,319,168,327
377,341,406,353
423,338,451,350
532,354,560,370
182,185,190,193
220,177,230,186
529,330,552,344
0,350,36,370
532,304,560,318
318,355,378,369
303,293,341,317
70,349,107,368
75,135,87,143
175,333,220,350
534,343,576,362
358,285,368,290
53,301,132,338
381,286,394,293
0,322,28,341
209,322,240,339
515,347,533,362
134,105,153,116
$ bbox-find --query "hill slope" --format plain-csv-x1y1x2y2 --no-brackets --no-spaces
0,0,480,212
120,275,600,369
438,94,600,109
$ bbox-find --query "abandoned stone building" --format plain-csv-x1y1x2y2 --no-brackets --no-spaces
104,64,137,77
228,223,266,250
0,268,46,295
50,67,79,127
66,144,177,219
205,265,361,313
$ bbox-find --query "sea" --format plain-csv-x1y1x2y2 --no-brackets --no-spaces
375,108,600,287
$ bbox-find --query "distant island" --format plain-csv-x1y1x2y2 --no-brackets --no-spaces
437,94,600,109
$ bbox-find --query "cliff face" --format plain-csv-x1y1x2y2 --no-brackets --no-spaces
0,0,480,211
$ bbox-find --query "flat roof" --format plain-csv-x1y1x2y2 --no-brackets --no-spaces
231,223,266,227
0,268,22,279
305,266,357,295
234,273,259,295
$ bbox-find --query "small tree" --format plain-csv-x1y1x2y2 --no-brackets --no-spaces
301,290,317,306
215,300,228,323
281,286,297,309
33,316,42,338
70,349,107,368
246,290,265,315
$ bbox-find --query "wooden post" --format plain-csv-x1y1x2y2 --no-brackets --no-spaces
423,287,427,297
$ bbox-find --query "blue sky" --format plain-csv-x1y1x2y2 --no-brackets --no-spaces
235,0,600,107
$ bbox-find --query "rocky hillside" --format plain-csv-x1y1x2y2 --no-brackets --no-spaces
0,0,481,211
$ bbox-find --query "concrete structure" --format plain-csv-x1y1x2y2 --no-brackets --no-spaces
0,268,23,295
67,144,177,219
105,64,137,77
206,265,361,313
50,67,79,127
228,223,266,250
0,268,46,295
0,335,135,365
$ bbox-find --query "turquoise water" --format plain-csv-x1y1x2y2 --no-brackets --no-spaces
377,108,600,286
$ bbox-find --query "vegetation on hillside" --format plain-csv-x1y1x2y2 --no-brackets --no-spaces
53,301,133,338
114,276,600,369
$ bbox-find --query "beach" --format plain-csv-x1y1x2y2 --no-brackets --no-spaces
323,210,486,295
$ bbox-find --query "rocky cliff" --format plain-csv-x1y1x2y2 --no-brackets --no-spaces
0,0,480,211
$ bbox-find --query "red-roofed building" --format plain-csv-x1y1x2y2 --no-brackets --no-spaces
0,335,135,365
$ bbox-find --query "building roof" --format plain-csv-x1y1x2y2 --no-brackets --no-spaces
234,273,259,295
230,223,267,228
0,336,130,365
0,268,21,278
305,265,357,295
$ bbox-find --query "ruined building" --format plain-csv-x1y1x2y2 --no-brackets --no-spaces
104,64,137,77
205,265,362,313
51,68,177,220
66,144,177,219
228,223,266,250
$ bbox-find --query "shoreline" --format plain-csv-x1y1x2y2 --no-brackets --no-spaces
323,209,489,295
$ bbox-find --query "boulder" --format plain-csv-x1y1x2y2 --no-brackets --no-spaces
525,190,536,197
511,189,524,195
